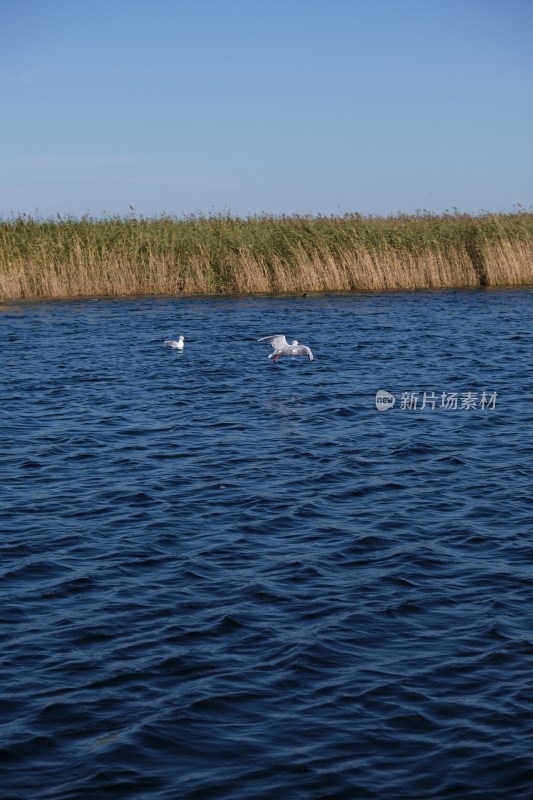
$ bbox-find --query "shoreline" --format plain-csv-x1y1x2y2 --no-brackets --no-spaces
1,284,532,309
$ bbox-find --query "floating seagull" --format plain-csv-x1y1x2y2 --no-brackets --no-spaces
164,336,185,350
258,334,313,362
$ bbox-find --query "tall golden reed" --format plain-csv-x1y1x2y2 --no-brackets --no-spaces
0,211,532,300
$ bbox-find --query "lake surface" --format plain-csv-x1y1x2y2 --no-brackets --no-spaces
1,289,532,799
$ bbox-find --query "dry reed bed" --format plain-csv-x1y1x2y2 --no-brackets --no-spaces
1,212,532,300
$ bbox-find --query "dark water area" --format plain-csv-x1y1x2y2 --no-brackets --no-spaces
1,288,532,799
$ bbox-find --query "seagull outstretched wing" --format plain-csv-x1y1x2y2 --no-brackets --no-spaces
257,335,289,350
293,344,313,361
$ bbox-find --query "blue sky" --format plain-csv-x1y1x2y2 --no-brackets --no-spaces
1,0,532,219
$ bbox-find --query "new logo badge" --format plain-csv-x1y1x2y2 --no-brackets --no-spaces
375,390,395,412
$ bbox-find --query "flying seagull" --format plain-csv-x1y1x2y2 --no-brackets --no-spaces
164,335,185,350
258,334,313,362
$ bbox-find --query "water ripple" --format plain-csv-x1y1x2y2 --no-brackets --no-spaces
1,290,532,798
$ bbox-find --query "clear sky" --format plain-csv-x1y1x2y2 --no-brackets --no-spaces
1,0,532,219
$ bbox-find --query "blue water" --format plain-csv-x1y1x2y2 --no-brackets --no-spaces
1,289,532,799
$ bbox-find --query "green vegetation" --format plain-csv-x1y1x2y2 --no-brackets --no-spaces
1,211,532,300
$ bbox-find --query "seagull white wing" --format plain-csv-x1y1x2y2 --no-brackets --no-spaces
257,334,289,349
296,345,313,361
